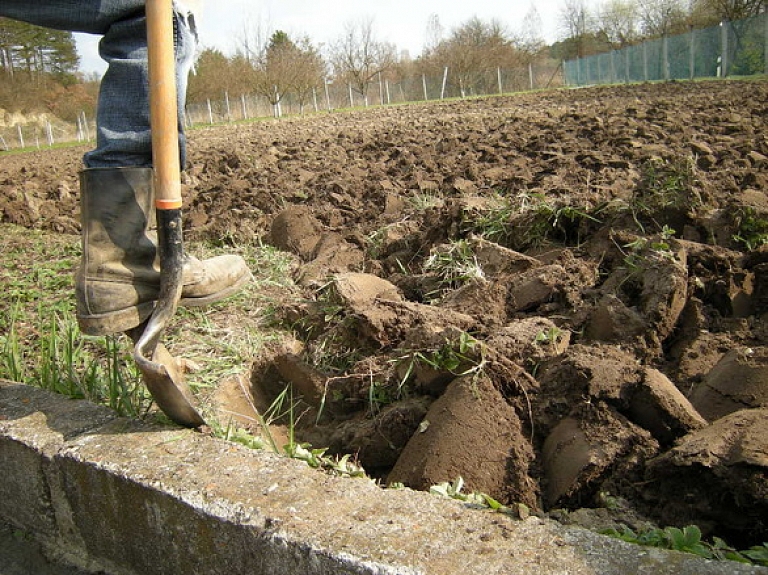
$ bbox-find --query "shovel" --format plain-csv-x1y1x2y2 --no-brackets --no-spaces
131,0,205,428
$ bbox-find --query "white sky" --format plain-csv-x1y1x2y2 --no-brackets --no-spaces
75,0,567,75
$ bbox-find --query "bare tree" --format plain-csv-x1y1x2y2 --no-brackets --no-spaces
235,13,271,65
638,0,690,36
329,18,397,106
285,35,326,113
692,0,767,23
560,0,596,56
598,0,642,47
425,13,444,55
518,4,546,55
251,30,323,115
426,17,525,96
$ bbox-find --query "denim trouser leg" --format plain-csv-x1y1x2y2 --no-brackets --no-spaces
0,1,196,168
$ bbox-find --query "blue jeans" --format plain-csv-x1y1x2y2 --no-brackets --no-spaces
0,1,197,168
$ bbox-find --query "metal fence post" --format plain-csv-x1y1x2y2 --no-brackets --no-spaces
597,54,602,84
440,67,448,99
559,14,762,89
643,43,648,81
624,48,630,83
576,57,581,86
81,111,90,141
764,12,768,75
720,20,729,77
689,27,695,80
274,86,282,118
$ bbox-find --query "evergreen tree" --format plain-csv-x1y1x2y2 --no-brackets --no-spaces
0,17,79,76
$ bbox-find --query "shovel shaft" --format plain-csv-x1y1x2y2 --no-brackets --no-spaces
132,0,205,428
147,0,182,209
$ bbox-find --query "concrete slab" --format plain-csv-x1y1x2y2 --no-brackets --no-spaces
0,520,91,575
1,380,766,575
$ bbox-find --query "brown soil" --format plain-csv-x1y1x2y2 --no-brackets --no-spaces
2,80,767,547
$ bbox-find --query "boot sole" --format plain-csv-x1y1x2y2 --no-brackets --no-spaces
77,273,252,336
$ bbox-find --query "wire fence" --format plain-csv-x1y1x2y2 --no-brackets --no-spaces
184,59,564,125
7,11,764,154
1,59,563,152
564,12,768,86
0,111,95,153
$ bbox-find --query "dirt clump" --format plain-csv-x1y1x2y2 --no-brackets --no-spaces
646,408,768,542
688,347,768,421
542,405,657,509
2,79,767,547
388,373,538,509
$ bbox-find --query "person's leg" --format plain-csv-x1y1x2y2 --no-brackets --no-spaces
1,2,252,335
77,166,252,335
0,1,145,36
0,0,195,167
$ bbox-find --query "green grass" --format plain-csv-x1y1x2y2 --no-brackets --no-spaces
0,227,150,417
464,191,602,251
631,157,701,233
732,206,768,251
277,280,369,378
602,525,768,567
423,239,485,300
0,222,353,481
0,224,298,424
0,226,351,488
210,384,368,478
397,331,484,381
0,140,89,156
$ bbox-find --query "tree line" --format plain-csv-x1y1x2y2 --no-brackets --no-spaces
188,11,551,110
0,17,97,124
189,0,766,112
554,0,766,58
0,17,78,76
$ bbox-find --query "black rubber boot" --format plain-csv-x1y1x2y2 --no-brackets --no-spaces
76,167,252,335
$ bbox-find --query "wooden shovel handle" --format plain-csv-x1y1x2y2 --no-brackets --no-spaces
146,0,182,210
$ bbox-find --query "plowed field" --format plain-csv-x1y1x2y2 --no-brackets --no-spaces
2,79,767,547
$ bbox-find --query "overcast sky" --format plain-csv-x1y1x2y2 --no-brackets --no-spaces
75,0,566,75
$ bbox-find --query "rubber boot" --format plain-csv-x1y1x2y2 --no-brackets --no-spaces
76,167,252,335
